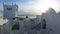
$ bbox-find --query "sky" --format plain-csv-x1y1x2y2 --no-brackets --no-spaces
0,0,60,15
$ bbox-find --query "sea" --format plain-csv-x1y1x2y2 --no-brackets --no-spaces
18,15,36,18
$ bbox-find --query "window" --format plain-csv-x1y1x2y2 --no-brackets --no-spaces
7,7,12,10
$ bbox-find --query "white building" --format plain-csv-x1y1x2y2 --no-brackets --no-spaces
3,4,18,19
41,8,60,34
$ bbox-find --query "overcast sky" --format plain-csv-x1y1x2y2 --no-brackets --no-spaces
0,0,60,15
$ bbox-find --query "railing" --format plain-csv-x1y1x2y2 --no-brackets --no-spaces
1,29,51,34
10,30,41,34
1,27,52,34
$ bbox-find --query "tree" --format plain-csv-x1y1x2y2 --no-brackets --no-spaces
12,22,19,30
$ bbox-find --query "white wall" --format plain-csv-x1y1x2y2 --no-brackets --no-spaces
42,13,60,34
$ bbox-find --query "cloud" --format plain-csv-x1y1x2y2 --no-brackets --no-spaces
0,0,60,15
0,0,36,3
